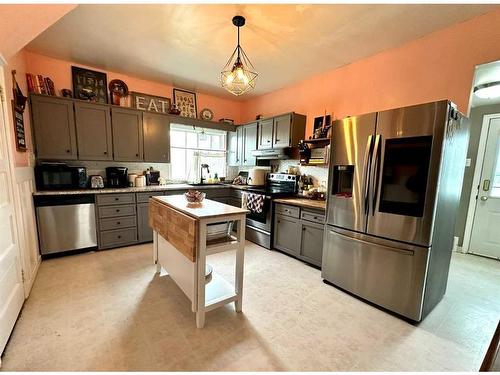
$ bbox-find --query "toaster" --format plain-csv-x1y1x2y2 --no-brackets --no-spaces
90,175,104,189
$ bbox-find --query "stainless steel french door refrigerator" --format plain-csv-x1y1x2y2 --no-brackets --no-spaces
322,100,469,321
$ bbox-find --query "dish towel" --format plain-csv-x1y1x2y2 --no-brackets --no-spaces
242,192,265,213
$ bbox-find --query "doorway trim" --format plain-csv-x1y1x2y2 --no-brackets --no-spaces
462,113,500,253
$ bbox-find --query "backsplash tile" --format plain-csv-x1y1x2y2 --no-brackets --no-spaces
61,160,170,180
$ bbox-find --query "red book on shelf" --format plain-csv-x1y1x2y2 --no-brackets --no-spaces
26,73,34,93
44,77,56,96
36,75,47,95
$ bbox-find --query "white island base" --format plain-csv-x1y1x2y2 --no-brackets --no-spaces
150,195,247,328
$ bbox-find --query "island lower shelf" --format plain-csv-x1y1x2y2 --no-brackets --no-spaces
149,195,248,328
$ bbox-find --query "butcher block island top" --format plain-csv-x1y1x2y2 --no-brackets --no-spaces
152,194,248,220
149,195,248,328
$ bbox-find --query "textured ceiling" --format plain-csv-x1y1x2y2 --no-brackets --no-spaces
26,4,498,100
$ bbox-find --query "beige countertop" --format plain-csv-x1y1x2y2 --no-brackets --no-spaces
273,198,327,211
152,195,248,220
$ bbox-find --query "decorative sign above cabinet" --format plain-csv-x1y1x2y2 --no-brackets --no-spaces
71,66,108,104
130,91,171,114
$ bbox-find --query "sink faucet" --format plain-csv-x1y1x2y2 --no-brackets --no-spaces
200,164,210,184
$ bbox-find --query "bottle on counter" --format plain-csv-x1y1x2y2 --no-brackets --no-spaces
214,173,219,183
145,168,151,186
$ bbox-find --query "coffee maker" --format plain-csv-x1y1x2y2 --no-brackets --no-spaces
106,167,128,188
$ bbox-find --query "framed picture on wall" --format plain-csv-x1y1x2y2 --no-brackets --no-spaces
71,66,108,104
173,88,197,118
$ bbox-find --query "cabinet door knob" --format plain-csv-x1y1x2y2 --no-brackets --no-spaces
116,209,120,212
117,235,122,239
66,149,71,153
104,151,107,155
115,197,119,201
136,153,139,157
117,221,121,225
302,227,306,231
277,220,281,223
267,140,271,143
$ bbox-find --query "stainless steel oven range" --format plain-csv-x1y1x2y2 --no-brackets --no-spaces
240,173,299,249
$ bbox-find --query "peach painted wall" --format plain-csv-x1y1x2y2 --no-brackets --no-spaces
23,51,243,124
4,50,32,167
0,5,76,59
241,9,500,138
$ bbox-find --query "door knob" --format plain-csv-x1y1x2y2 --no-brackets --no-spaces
480,196,488,201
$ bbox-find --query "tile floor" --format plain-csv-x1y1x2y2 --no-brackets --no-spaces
1,242,499,371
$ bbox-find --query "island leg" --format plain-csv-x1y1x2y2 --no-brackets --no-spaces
153,231,161,274
235,216,245,312
196,221,207,328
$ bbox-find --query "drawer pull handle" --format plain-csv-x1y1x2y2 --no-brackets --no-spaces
116,209,120,212
314,217,318,220
117,221,121,225
118,235,122,239
115,198,119,201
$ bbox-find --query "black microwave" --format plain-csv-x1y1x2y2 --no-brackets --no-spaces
35,163,87,190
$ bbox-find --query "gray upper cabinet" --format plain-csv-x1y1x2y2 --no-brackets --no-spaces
256,112,306,150
274,114,292,148
143,112,170,162
242,122,257,166
257,119,273,150
31,95,77,160
74,102,112,160
111,107,143,161
227,129,239,166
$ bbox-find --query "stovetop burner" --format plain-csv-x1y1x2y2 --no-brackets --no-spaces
236,173,299,197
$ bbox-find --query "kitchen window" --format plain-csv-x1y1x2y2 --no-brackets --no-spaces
170,124,227,182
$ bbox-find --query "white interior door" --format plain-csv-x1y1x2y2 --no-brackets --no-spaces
0,68,25,356
469,116,500,259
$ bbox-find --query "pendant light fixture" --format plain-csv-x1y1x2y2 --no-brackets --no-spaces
220,15,258,96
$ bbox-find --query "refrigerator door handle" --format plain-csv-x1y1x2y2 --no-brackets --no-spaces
370,134,382,216
362,135,373,214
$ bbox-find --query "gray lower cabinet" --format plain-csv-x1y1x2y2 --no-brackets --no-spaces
136,191,165,243
274,214,301,256
273,203,325,267
111,107,143,161
143,112,170,162
137,203,153,242
97,193,138,249
299,221,324,267
31,95,78,160
74,102,113,160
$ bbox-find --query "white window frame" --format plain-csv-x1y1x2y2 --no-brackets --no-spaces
170,124,227,182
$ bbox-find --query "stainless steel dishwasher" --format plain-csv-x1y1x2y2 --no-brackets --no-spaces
34,194,97,255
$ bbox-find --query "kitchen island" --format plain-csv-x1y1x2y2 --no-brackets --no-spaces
149,195,248,328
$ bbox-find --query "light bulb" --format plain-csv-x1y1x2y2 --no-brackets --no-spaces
225,74,234,85
236,67,245,80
